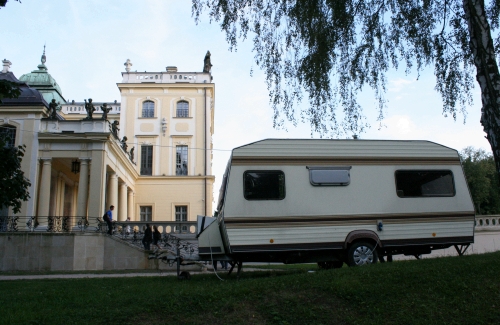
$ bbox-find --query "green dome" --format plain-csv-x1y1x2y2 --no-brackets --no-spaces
19,48,66,104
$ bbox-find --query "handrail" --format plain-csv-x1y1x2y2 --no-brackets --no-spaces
0,216,197,235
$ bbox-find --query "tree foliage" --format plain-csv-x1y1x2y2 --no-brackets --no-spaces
193,0,500,181
0,0,21,9
0,80,21,103
0,75,29,214
193,0,494,136
461,146,500,214
0,136,31,214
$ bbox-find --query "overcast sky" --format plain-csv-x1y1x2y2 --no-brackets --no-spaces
1,0,492,205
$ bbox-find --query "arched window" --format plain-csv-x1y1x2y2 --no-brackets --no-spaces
142,100,155,118
176,101,189,118
0,125,16,147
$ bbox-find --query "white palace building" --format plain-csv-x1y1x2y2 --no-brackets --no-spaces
0,50,215,228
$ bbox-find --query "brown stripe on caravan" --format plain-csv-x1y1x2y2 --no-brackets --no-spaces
224,217,472,229
383,236,474,247
230,241,345,252
224,211,474,227
231,156,461,166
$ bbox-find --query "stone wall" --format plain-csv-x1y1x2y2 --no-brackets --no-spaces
0,233,181,272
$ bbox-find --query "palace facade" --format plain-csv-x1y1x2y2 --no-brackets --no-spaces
0,51,215,228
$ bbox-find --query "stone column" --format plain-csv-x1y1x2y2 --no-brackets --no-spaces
72,183,78,217
37,158,52,224
87,152,105,219
127,189,134,221
118,182,127,221
108,171,118,220
76,159,90,218
57,174,66,216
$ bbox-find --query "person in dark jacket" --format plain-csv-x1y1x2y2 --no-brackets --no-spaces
142,224,153,250
153,225,162,251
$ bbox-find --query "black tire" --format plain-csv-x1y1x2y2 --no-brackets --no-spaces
347,242,378,267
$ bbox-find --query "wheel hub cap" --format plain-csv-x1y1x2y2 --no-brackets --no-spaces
353,246,373,265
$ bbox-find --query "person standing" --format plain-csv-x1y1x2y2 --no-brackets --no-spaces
142,224,153,250
153,225,162,251
103,205,114,235
125,217,132,236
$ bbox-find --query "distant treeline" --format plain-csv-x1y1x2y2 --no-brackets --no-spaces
461,147,500,215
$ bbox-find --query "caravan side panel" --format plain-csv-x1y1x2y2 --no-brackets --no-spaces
222,162,474,255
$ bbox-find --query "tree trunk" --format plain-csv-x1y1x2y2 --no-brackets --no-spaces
463,0,500,177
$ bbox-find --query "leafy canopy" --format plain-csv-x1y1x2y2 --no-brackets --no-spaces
192,0,500,137
0,74,29,213
0,136,31,214
0,79,21,103
461,146,500,214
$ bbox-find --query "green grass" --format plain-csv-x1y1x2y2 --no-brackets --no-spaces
0,268,162,276
2,252,500,325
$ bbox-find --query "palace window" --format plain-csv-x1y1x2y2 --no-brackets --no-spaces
0,125,16,147
176,101,189,117
175,205,188,232
140,206,152,222
176,145,188,175
140,145,153,175
142,100,155,118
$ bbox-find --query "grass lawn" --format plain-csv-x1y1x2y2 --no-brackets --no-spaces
1,252,500,325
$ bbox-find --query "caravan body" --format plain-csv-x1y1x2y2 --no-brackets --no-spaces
199,139,475,265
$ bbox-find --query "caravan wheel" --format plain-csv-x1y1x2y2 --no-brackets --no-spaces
347,242,378,266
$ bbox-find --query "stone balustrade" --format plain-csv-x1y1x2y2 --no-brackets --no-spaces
121,72,211,84
40,119,110,133
0,216,198,237
475,215,500,230
4,215,498,236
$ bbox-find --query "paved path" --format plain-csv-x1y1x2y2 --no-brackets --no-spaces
0,268,270,281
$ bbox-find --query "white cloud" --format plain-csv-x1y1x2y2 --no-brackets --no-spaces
388,78,414,92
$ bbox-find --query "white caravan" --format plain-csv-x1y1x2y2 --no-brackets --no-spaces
197,139,475,268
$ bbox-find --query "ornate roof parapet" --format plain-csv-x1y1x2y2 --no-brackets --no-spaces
120,52,213,84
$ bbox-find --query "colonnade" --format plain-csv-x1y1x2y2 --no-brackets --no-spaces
106,171,135,221
36,158,135,221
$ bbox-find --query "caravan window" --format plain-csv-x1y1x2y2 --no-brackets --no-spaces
395,170,455,197
307,166,351,186
244,170,285,200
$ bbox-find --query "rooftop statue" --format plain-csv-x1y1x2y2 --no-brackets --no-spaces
129,147,135,163
124,59,133,72
48,99,59,120
121,136,128,152
84,98,96,120
101,103,111,120
203,51,212,73
111,120,120,138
